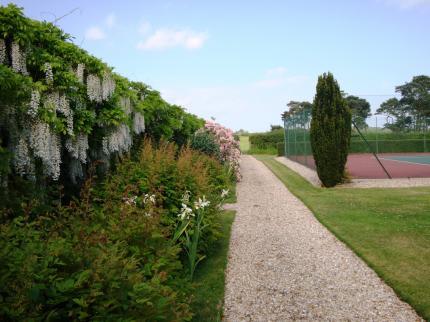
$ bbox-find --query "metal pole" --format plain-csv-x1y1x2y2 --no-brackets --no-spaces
353,120,392,179
283,119,287,157
375,116,379,154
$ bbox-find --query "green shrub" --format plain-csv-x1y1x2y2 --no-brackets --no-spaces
0,140,232,321
277,142,285,156
190,131,221,160
249,129,284,150
310,72,351,187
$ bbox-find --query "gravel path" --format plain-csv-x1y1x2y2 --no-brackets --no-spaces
223,155,421,321
275,156,430,188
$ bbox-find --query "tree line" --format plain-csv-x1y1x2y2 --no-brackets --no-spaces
281,75,430,132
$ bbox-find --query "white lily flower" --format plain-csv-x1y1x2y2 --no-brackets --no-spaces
221,189,229,198
194,196,210,210
178,203,194,220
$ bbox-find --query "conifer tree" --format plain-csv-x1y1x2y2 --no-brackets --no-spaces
310,72,351,187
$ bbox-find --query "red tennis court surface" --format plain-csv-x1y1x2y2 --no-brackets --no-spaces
289,153,430,179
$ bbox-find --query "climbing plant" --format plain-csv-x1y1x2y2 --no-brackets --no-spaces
0,4,203,216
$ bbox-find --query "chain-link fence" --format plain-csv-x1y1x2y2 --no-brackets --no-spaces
283,107,313,168
283,113,430,178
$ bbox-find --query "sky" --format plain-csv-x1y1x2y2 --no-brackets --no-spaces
2,0,430,132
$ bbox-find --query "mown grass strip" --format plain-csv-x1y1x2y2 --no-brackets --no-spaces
256,155,430,320
191,210,235,321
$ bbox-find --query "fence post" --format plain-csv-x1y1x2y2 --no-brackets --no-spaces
283,119,287,157
376,116,379,154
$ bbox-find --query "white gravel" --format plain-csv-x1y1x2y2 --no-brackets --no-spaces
275,156,430,188
223,155,422,321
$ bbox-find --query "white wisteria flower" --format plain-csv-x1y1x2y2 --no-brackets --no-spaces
102,124,132,155
178,203,194,220
221,188,229,198
102,72,115,100
65,133,89,163
28,90,40,117
11,41,27,74
87,74,102,102
14,136,34,177
133,112,145,134
194,196,210,210
75,63,85,83
29,120,61,180
120,96,131,115
0,38,6,64
44,62,54,84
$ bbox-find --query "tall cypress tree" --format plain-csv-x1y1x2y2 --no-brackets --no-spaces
310,72,351,187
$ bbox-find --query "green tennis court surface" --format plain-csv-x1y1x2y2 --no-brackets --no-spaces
381,155,430,165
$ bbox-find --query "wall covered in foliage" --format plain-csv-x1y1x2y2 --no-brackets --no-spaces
0,4,203,216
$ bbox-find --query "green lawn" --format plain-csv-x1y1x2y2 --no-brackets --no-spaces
255,155,430,320
191,210,235,321
239,135,250,152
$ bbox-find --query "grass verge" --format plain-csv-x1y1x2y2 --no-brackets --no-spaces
191,210,235,321
255,155,430,320
239,135,250,152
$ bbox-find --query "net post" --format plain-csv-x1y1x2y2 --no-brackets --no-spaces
352,120,392,179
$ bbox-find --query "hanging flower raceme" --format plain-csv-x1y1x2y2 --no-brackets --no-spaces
75,63,85,83
28,90,40,117
29,120,61,180
11,41,28,75
44,62,53,84
120,96,131,115
87,74,102,102
14,135,34,178
0,38,6,64
102,124,132,155
65,133,89,163
102,72,115,100
133,112,145,134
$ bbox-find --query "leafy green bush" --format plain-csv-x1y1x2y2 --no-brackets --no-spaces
277,142,285,156
310,72,351,187
0,140,232,321
190,130,221,160
249,129,284,150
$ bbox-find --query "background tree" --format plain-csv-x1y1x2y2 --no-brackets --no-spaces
281,101,313,123
310,72,351,187
377,75,430,131
270,125,283,131
345,95,371,129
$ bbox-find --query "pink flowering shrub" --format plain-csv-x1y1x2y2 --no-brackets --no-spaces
204,120,241,181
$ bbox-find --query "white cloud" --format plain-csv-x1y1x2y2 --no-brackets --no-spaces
137,28,208,50
254,67,308,89
105,13,116,28
85,26,106,40
138,21,152,34
265,66,288,77
380,0,430,8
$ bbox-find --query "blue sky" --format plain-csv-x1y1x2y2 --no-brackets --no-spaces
3,0,430,131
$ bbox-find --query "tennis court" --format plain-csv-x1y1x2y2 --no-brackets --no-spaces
290,153,430,179
345,153,430,179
